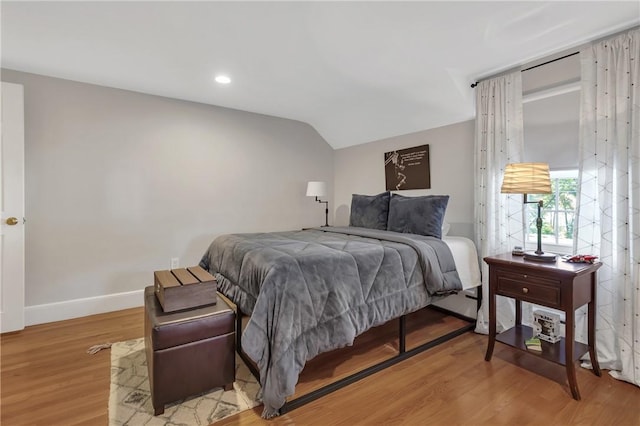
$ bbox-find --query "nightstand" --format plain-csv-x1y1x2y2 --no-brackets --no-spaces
484,253,602,400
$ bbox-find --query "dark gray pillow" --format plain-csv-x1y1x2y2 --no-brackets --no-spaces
349,192,391,230
387,194,449,238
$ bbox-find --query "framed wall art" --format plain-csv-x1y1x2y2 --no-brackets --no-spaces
384,144,430,191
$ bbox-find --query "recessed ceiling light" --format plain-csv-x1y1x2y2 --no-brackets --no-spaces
215,75,231,84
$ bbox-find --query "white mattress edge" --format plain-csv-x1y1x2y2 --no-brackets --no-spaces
443,236,482,290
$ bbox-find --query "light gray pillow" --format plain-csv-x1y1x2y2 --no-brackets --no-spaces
349,192,391,230
387,194,449,239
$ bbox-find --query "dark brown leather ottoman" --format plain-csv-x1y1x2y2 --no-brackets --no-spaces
144,286,235,415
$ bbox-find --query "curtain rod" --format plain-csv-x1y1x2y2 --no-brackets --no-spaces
470,51,579,88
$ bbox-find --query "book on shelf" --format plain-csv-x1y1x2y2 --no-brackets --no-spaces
525,337,542,352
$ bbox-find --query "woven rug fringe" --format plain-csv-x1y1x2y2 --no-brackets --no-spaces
87,342,112,354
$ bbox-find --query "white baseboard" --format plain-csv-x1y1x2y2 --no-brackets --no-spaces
25,289,144,326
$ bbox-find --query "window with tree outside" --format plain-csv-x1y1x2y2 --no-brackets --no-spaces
525,170,578,250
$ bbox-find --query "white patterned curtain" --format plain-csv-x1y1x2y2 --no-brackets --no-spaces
474,71,526,334
575,28,639,387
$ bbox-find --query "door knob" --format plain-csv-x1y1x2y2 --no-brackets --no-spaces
5,217,19,226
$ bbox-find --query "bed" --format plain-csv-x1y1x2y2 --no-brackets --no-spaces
199,192,481,418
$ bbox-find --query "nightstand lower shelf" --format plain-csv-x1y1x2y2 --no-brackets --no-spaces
497,325,590,366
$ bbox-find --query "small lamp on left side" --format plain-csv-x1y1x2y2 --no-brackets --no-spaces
306,181,329,227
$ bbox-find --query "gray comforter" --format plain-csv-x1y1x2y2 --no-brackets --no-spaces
199,226,462,418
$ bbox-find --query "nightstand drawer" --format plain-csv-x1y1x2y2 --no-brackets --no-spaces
496,271,561,308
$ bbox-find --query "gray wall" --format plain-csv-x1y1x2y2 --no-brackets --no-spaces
2,69,334,308
1,52,579,320
334,120,475,238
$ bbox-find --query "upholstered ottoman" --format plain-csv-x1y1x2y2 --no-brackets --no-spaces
144,286,235,415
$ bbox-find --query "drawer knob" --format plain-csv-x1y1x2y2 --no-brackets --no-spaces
523,274,528,279
522,287,529,294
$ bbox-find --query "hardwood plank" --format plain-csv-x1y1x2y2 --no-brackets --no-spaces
2,307,639,426
1,308,143,426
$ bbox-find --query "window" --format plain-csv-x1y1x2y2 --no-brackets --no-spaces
525,170,578,249
521,52,581,253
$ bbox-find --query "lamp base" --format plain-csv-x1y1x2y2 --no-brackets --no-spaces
523,251,557,263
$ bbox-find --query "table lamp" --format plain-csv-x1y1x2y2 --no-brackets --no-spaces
501,162,556,262
306,181,329,227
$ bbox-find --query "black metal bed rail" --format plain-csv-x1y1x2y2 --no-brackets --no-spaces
281,317,474,414
235,304,477,416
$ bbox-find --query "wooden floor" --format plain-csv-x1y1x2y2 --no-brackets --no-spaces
2,307,639,426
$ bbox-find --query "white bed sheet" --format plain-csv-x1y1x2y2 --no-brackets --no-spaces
443,236,481,290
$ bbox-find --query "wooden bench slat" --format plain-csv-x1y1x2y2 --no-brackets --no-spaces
172,268,199,285
155,270,181,288
187,266,215,283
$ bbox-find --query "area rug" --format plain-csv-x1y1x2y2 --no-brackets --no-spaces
109,338,261,425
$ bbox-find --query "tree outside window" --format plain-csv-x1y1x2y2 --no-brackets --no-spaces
526,170,578,247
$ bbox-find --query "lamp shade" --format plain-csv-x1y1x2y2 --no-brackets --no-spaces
501,163,552,194
306,181,327,197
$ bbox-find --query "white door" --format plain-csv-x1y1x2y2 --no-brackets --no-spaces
1,82,25,333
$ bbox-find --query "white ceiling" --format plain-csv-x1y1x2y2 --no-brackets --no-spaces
2,1,638,149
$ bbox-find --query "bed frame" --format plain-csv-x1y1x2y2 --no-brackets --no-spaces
234,290,481,415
